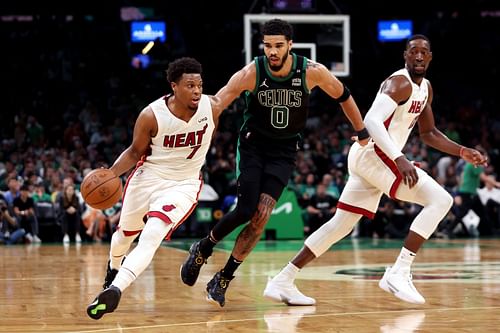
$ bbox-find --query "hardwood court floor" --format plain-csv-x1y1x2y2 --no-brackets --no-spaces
2,237,500,332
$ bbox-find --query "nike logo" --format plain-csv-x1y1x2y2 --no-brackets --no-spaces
260,78,269,88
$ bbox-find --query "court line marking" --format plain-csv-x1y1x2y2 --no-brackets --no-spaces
71,306,500,333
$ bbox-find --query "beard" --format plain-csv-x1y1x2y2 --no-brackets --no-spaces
410,69,426,78
268,50,289,72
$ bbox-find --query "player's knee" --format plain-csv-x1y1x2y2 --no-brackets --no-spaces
235,202,258,222
435,190,453,213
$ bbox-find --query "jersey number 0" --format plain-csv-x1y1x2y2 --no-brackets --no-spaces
271,106,289,129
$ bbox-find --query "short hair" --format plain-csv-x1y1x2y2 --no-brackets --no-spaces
166,57,202,84
406,34,431,49
262,19,293,41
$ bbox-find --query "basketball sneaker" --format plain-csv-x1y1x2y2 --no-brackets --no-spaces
103,260,119,290
378,266,425,304
86,286,121,320
102,257,127,290
180,240,208,286
263,277,316,306
206,271,234,307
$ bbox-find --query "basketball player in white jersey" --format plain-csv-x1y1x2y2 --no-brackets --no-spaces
87,57,227,319
264,34,488,306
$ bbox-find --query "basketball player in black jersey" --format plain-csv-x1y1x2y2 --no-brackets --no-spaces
180,19,369,307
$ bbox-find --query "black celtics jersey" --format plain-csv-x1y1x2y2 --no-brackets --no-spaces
242,53,309,140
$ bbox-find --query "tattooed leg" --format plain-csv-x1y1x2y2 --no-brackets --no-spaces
232,193,276,260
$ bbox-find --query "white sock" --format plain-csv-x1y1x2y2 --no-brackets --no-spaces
392,247,416,272
275,262,300,282
112,267,136,291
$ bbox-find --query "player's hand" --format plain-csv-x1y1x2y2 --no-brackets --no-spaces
394,156,418,188
351,135,370,146
461,147,488,167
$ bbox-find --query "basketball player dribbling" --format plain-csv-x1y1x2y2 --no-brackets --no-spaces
87,57,227,319
264,34,488,306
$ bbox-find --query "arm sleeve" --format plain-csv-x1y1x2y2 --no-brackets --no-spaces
364,93,404,160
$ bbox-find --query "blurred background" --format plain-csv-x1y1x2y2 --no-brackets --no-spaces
1,0,500,245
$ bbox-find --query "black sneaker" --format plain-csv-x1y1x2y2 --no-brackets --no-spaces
103,257,126,289
103,261,118,290
86,286,122,320
180,240,208,286
206,271,234,307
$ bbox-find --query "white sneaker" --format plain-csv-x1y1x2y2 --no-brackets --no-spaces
63,234,70,244
263,277,316,306
379,266,425,304
75,233,82,243
33,235,42,243
25,233,34,243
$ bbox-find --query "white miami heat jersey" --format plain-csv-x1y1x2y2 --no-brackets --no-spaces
143,94,215,180
379,68,429,151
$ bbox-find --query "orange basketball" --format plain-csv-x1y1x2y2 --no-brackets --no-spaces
80,168,122,210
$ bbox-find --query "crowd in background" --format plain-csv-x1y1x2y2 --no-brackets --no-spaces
1,3,500,244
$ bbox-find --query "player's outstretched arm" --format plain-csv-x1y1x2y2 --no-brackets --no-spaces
110,107,157,177
212,63,257,119
418,82,488,167
306,60,368,145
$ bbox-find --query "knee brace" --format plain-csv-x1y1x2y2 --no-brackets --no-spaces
305,210,361,257
409,181,453,239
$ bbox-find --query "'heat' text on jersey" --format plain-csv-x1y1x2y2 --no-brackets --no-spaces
162,124,208,148
408,100,423,114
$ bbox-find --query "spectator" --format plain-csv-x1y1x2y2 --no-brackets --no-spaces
32,184,52,203
0,200,26,245
320,173,340,199
476,175,500,235
13,184,41,243
3,177,20,207
447,146,500,237
305,183,337,235
57,184,82,243
82,206,108,242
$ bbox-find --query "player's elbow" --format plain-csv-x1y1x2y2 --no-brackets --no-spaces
419,128,438,146
128,146,145,162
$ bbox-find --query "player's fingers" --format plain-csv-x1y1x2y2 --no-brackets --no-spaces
351,135,358,142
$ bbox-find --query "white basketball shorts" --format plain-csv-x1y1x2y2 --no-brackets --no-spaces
337,142,430,218
118,164,202,239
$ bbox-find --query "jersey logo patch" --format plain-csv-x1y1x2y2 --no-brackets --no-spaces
292,78,301,86
260,78,269,88
198,116,208,123
162,204,176,212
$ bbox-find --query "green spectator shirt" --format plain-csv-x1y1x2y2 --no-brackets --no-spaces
459,163,484,195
